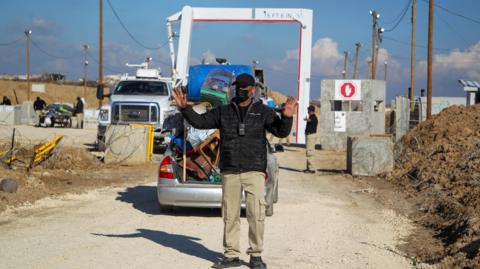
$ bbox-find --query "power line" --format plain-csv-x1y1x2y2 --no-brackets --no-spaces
89,56,124,74
383,36,451,52
0,37,21,46
106,0,169,50
437,12,470,46
384,0,412,32
421,0,480,25
383,0,412,25
30,38,78,59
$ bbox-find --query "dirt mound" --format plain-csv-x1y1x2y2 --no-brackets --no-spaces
390,104,480,267
41,147,102,170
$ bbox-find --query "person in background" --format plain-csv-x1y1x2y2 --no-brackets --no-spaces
1,96,12,105
33,96,47,127
74,96,84,129
304,105,318,173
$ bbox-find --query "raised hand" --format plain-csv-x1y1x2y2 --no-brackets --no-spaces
173,87,188,109
282,96,297,118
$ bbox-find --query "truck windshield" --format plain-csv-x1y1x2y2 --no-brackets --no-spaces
114,81,169,96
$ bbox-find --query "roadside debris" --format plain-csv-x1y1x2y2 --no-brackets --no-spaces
0,179,18,193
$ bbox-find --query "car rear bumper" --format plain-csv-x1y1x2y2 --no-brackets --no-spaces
157,180,247,208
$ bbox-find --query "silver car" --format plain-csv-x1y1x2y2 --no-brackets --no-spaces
157,147,279,216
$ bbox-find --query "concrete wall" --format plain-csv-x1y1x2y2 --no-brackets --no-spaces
0,106,20,125
71,108,98,129
320,80,386,151
19,101,36,125
420,97,466,121
104,125,149,165
394,96,410,142
347,135,394,176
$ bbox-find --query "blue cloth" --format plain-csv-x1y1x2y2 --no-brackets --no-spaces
266,99,276,109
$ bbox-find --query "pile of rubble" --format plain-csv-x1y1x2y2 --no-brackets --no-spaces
390,104,480,267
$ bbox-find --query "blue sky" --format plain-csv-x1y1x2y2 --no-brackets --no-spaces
1,0,479,100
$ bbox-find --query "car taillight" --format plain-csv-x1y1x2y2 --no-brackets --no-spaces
159,156,176,179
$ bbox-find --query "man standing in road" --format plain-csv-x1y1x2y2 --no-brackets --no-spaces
74,96,84,129
33,96,46,127
173,73,295,269
304,105,318,173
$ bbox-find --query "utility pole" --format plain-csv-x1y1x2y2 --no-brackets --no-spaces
384,61,388,81
24,30,32,102
353,43,361,79
370,10,380,79
367,60,372,79
410,0,417,111
342,51,349,79
98,0,103,108
374,27,384,80
83,44,89,98
427,0,434,119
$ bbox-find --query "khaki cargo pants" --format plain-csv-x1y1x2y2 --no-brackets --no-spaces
222,171,265,258
76,113,83,129
306,133,317,171
35,110,42,126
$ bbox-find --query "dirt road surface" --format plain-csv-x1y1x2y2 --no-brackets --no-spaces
0,148,415,269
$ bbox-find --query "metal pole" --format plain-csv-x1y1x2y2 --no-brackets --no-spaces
25,30,31,102
98,0,103,109
342,51,348,79
367,60,372,80
370,11,378,79
384,61,388,81
410,0,417,111
353,43,361,79
83,44,89,98
374,29,381,80
427,0,434,119
166,22,176,77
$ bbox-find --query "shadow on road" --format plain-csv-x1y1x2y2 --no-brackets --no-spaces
279,166,304,173
115,185,221,217
93,229,222,263
316,168,347,175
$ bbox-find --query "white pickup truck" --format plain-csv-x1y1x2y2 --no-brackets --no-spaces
96,63,177,151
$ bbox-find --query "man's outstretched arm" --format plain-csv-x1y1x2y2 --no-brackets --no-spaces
173,88,220,130
265,96,296,138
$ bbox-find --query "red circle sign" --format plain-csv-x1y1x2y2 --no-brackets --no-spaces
340,82,356,98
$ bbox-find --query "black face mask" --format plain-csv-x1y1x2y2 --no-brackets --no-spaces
235,88,251,102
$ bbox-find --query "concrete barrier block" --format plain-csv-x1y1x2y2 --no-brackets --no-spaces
0,106,16,125
347,135,393,176
104,125,149,165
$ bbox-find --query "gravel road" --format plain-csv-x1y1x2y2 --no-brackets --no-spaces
0,148,414,269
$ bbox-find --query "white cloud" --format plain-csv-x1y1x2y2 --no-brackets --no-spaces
374,48,406,82
275,37,344,77
202,50,216,64
418,42,480,78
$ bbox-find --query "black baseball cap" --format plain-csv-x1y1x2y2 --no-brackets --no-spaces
232,73,255,88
